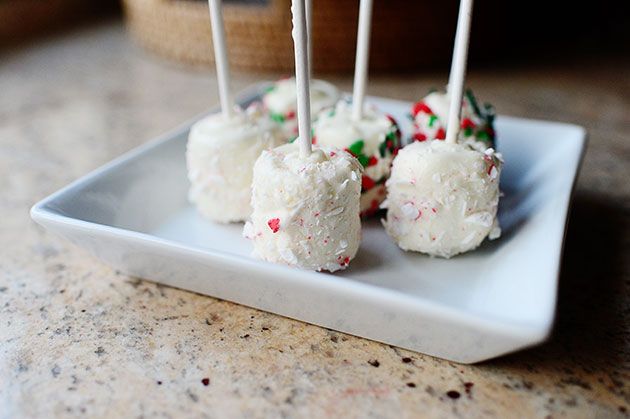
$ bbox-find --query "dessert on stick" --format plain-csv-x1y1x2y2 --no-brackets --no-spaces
244,0,362,272
411,88,496,151
187,0,283,223
262,0,339,142
313,101,400,217
313,0,400,217
410,2,495,151
383,0,503,258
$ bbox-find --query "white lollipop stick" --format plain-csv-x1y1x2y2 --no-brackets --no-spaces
208,0,233,119
351,0,373,121
306,0,313,80
445,0,473,144
291,0,312,157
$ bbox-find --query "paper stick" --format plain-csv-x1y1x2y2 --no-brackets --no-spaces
445,0,473,144
208,0,233,119
306,0,313,80
351,0,373,121
291,0,312,157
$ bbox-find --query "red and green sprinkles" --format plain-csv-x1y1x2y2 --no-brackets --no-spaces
411,89,496,148
270,110,296,124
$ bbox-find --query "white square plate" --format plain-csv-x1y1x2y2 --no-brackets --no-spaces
31,84,586,363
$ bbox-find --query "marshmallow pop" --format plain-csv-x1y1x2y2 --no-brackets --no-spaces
313,0,401,217
187,0,283,223
262,1,339,142
244,0,362,272
383,0,503,258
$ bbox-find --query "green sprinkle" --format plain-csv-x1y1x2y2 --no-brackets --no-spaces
270,112,285,123
463,127,473,137
328,109,336,117
288,135,298,143
476,131,489,141
386,131,398,148
465,89,482,118
357,155,369,167
428,115,438,128
379,141,387,158
264,85,276,94
348,140,365,156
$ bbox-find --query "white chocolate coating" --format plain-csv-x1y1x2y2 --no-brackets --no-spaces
314,100,400,216
262,78,340,141
244,143,362,271
383,140,502,258
412,91,495,152
186,108,283,223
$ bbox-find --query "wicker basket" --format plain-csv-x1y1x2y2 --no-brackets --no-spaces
122,0,460,73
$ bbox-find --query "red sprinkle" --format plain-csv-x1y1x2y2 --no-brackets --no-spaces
344,148,356,157
338,256,350,267
285,110,296,120
432,207,437,213
367,156,378,167
413,132,427,142
436,128,446,140
362,175,376,191
484,155,496,175
461,118,475,129
330,151,336,157
312,135,317,145
267,218,280,233
411,101,433,117
201,378,210,386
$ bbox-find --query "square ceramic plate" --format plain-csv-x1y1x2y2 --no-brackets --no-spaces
31,83,586,363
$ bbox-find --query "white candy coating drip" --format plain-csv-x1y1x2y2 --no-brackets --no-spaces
244,143,363,271
314,100,396,214
186,108,283,223
383,140,502,258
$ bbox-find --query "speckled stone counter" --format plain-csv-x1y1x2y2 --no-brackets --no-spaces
1,22,628,418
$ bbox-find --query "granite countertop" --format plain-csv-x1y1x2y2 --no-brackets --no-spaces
1,22,628,418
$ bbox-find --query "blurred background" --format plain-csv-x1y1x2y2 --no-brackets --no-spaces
2,0,629,73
